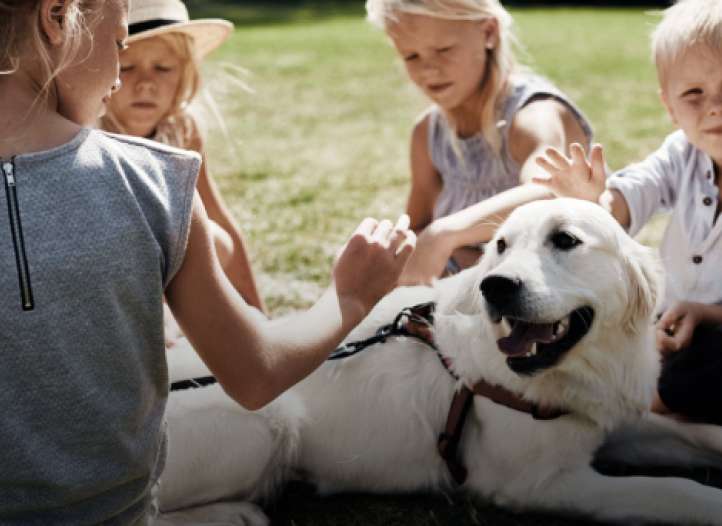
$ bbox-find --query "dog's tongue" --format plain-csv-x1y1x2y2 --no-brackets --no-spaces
497,321,555,357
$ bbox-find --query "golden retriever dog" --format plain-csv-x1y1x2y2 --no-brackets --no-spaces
156,199,722,526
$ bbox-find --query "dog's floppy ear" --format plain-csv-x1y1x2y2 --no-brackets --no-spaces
621,241,663,333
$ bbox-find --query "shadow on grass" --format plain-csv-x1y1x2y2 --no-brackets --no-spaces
186,0,364,27
268,481,597,526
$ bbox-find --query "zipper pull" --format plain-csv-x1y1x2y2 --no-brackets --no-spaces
2,162,14,185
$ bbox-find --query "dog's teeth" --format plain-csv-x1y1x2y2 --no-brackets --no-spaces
529,343,537,357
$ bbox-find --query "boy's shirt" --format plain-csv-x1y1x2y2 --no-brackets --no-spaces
607,130,722,312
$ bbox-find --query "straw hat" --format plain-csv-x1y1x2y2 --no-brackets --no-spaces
127,0,234,59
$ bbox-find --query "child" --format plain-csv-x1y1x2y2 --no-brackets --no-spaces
534,0,722,426
100,0,267,314
366,0,593,283
0,0,414,523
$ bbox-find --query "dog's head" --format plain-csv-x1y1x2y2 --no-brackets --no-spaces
438,199,662,382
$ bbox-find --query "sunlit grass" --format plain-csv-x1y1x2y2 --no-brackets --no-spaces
200,6,670,313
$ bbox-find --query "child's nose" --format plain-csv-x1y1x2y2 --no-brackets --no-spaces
420,57,442,77
708,92,722,116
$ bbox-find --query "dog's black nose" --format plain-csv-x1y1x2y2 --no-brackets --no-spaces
480,275,523,307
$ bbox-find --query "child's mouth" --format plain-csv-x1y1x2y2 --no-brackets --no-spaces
428,82,452,94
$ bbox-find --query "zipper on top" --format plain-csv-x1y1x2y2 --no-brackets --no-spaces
3,159,34,311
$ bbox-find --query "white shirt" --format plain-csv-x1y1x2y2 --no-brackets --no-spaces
607,130,722,311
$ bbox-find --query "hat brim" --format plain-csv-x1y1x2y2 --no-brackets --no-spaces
127,19,234,59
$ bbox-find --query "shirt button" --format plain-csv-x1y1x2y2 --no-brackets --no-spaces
703,196,714,206
692,255,703,264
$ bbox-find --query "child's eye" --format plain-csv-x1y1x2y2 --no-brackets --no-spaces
682,88,703,98
120,65,134,73
403,53,419,62
437,46,453,53
156,65,175,73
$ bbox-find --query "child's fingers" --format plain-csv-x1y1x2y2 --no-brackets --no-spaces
372,219,394,243
353,217,379,239
657,306,682,331
388,215,415,256
393,229,417,260
393,213,411,233
544,147,570,168
534,156,561,177
590,144,606,179
671,321,694,351
569,143,587,165
655,329,677,354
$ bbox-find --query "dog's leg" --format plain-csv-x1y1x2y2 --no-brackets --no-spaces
595,413,722,470
536,466,722,525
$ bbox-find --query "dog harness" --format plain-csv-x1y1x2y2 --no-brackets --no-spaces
170,302,568,486
329,301,568,486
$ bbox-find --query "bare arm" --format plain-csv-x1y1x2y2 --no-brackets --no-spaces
190,131,267,313
166,194,414,409
406,115,443,233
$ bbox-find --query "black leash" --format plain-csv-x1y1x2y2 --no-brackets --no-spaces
328,302,438,360
170,301,440,391
170,375,217,391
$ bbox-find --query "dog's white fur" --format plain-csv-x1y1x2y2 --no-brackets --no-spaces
157,199,722,525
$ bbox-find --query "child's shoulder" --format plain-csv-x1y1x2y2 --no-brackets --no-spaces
94,130,201,163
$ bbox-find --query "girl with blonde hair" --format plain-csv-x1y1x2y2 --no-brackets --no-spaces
0,0,413,522
101,0,266,314
366,0,594,282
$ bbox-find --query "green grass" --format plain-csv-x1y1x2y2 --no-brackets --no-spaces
192,5,675,524
200,5,671,313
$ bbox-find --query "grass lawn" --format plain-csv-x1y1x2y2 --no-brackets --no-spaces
191,3,676,524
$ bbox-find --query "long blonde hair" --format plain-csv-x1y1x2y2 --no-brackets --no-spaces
101,32,201,148
366,0,520,152
1,0,108,104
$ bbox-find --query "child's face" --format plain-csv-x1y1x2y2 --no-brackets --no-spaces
386,13,496,113
109,36,183,138
54,0,128,126
661,44,722,165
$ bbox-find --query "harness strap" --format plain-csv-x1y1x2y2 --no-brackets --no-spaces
471,378,568,420
437,386,474,485
438,380,568,486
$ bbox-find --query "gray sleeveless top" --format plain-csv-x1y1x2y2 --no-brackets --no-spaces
429,74,593,221
0,129,200,525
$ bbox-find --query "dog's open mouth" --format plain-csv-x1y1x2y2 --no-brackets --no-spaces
496,307,594,375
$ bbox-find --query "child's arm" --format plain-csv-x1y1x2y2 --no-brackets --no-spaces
406,115,443,233
534,143,631,228
400,100,588,284
656,302,722,353
189,131,267,314
166,193,415,410
399,116,449,283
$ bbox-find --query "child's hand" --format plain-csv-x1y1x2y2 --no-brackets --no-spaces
533,143,607,203
333,215,416,320
655,302,704,353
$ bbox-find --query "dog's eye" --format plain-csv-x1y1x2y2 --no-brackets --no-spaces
496,238,507,255
551,231,582,251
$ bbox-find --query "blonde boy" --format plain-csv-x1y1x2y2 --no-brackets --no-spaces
534,0,722,424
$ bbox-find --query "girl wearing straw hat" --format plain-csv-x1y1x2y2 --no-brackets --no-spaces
101,0,266,317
